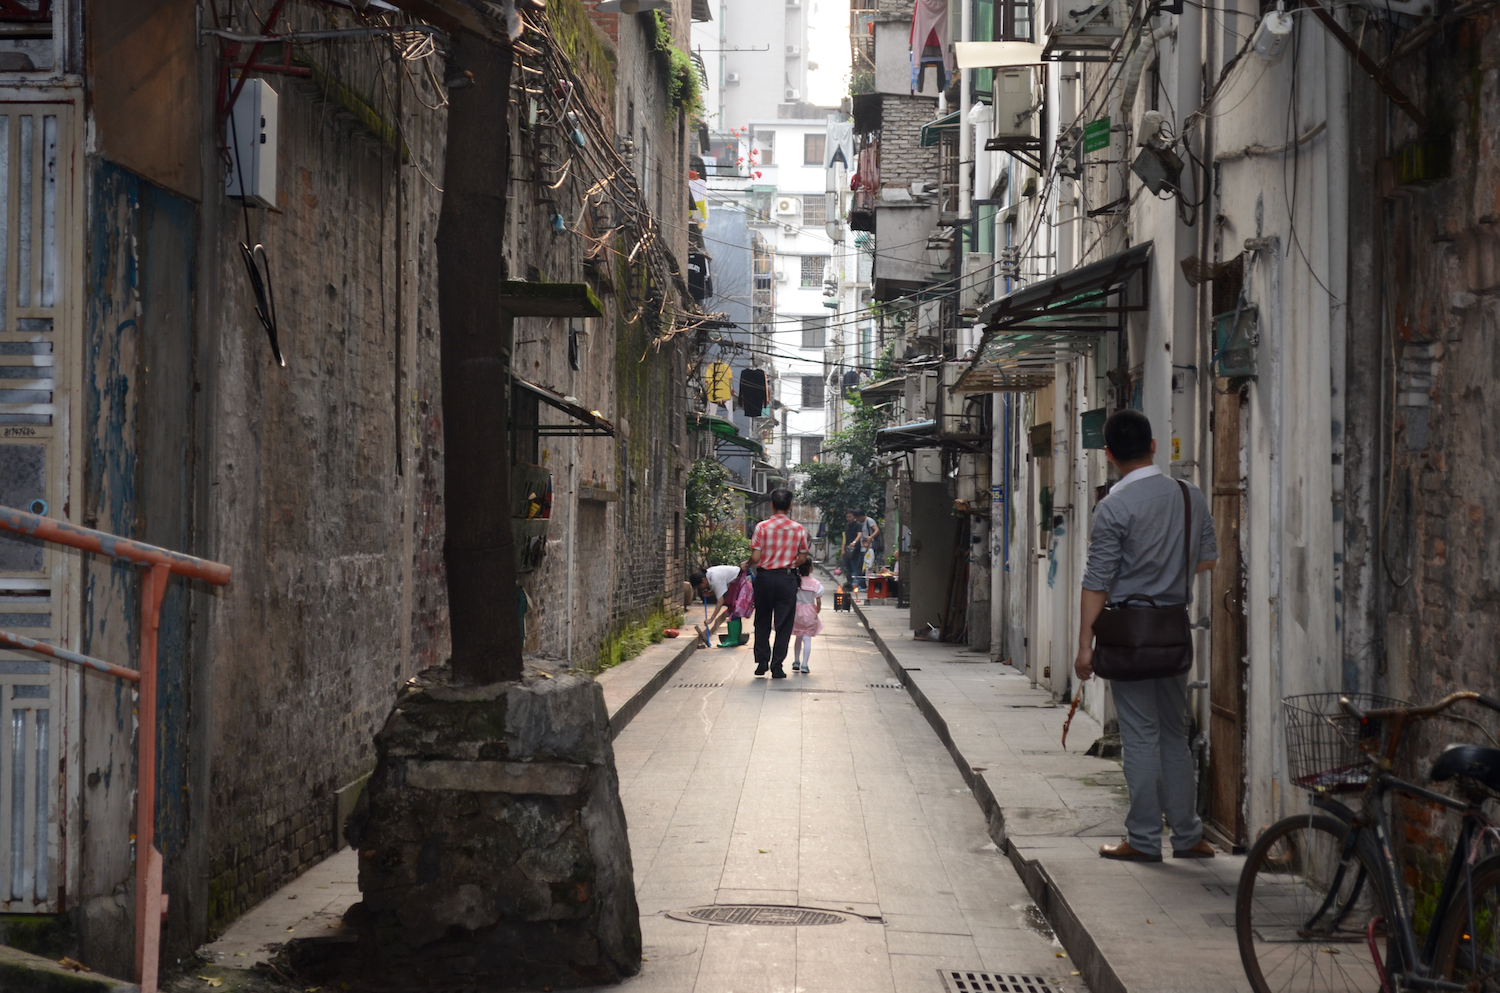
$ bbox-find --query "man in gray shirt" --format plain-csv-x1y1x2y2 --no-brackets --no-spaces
1075,410,1218,862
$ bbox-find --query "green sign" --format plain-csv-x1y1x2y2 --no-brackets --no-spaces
1083,117,1111,154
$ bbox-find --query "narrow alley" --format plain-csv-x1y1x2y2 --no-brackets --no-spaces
606,608,1064,993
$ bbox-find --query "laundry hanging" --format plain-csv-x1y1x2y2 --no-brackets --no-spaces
706,361,734,405
910,0,954,93
739,368,768,417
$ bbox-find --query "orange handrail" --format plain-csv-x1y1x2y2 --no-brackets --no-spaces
0,506,231,993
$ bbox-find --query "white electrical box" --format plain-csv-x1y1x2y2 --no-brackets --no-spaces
226,79,279,207
1044,0,1125,47
914,448,944,484
961,252,994,315
992,68,1037,139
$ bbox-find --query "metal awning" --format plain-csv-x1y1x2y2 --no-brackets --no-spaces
512,376,615,436
875,420,937,454
955,243,1153,393
920,111,960,147
859,375,905,400
688,411,766,457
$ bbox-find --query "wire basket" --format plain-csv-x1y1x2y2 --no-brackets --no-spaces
1283,693,1413,795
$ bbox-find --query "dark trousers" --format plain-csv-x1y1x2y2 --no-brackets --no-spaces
753,569,799,671
842,548,862,588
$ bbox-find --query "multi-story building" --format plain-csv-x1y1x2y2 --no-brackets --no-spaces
855,0,1500,871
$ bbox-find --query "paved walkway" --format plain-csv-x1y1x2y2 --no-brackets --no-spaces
606,607,1074,993
852,600,1250,993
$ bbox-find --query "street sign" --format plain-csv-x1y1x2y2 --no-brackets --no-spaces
1083,117,1111,154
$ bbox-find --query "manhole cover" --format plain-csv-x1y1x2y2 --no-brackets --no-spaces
939,971,1069,993
668,904,851,926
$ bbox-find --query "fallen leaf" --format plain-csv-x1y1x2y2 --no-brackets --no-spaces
758,849,767,853
1071,971,1081,976
234,952,248,957
1055,951,1067,958
58,958,92,973
197,977,223,988
306,988,322,992
1146,919,1154,925
287,927,296,932
288,894,298,900
326,922,340,928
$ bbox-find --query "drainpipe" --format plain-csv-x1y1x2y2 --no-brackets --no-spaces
991,392,1005,660
958,0,973,249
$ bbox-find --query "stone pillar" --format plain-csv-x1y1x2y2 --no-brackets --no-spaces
343,664,641,989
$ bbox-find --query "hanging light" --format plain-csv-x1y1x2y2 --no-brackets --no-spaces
592,0,671,12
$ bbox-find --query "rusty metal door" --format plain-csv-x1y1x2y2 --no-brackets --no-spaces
1206,383,1247,848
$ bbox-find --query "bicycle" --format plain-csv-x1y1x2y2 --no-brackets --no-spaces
1235,690,1500,992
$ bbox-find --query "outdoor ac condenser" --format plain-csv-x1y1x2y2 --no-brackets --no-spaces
960,252,994,316
226,78,279,207
1044,0,1125,48
991,69,1036,139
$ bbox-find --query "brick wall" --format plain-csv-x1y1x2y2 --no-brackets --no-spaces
877,95,940,192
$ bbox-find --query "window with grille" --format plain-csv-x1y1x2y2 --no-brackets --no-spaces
801,375,824,409
800,255,826,288
802,197,826,226
799,437,823,464
804,133,826,165
801,316,827,349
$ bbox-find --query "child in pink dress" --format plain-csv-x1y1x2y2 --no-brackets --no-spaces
791,560,824,673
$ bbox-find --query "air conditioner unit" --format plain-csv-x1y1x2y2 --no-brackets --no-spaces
782,223,797,234
992,68,1038,139
774,270,789,282
1045,0,1126,47
786,0,802,7
726,72,741,84
785,45,801,56
776,197,800,215
960,252,994,315
784,88,801,101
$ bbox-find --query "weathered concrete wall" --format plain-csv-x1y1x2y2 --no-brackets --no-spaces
76,6,449,971
502,1,692,667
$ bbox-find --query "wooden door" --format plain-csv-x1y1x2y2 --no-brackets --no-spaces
1206,382,1247,848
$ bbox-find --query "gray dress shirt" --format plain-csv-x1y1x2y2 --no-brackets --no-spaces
1081,468,1218,605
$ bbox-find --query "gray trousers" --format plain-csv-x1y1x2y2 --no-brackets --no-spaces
1112,673,1202,856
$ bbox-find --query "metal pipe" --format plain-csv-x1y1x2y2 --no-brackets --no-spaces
958,0,973,237
0,631,140,682
0,507,232,585
135,562,170,993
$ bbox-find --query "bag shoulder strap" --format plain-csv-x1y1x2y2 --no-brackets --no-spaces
1178,479,1192,602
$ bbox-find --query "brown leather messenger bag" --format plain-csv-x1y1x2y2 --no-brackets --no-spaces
1090,479,1195,682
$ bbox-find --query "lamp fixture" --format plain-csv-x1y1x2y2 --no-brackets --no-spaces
592,0,671,12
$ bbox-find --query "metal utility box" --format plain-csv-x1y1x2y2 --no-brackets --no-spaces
226,78,279,207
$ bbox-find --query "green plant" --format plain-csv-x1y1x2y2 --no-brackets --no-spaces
686,458,750,568
595,602,688,671
794,392,890,532
647,11,702,117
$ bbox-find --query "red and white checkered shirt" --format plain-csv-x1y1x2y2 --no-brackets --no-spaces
751,514,810,570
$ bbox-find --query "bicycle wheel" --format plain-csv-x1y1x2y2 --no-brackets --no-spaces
1237,813,1391,993
1434,853,1500,989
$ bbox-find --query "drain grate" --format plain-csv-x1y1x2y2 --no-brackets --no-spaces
938,971,1068,993
669,904,851,926
669,683,724,688
868,683,905,689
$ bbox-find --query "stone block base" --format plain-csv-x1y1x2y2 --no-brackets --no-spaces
341,663,640,990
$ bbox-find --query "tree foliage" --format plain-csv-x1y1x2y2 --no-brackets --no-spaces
795,390,890,531
685,458,751,568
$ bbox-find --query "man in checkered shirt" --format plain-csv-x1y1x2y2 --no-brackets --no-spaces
748,488,810,678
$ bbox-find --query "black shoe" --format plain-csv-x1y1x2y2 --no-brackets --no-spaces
755,662,769,675
771,668,787,679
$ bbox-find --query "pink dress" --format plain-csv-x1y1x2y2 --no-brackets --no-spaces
792,576,824,637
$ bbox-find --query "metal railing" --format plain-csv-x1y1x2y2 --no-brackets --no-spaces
0,507,232,993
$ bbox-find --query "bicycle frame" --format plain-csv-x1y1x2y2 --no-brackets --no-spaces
1313,693,1500,991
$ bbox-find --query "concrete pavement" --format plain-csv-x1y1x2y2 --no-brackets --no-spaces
851,599,1251,993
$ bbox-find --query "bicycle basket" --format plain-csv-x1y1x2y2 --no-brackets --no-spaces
1283,693,1412,795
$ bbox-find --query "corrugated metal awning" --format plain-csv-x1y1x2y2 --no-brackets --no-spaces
955,243,1153,393
920,110,960,147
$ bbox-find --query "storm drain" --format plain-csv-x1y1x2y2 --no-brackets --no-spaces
938,971,1069,993
669,683,724,688
868,683,905,689
668,904,851,926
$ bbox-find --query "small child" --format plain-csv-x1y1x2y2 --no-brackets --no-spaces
791,560,824,673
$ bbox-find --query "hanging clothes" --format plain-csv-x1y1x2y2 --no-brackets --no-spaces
706,361,733,404
739,368,768,417
910,0,953,94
